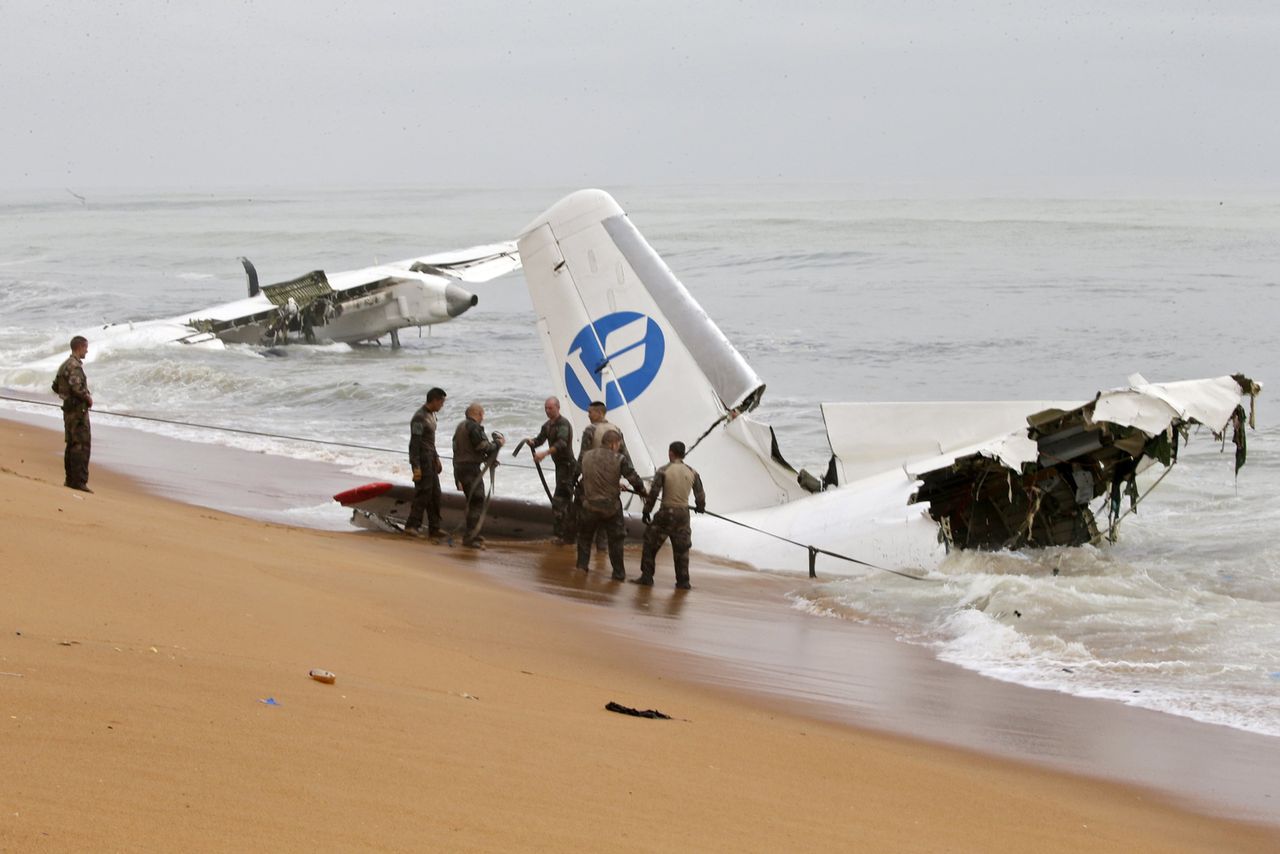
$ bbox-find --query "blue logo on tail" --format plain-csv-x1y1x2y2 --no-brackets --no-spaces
564,312,665,411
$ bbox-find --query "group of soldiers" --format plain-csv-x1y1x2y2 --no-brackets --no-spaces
46,336,706,589
405,390,706,589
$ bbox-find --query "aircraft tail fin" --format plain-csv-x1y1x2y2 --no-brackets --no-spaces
516,190,806,511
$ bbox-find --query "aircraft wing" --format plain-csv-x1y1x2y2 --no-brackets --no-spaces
181,241,519,330
397,241,522,283
821,400,1073,484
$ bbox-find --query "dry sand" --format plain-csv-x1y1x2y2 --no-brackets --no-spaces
2,417,1277,852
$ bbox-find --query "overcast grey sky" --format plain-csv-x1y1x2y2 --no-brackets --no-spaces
2,1,1277,192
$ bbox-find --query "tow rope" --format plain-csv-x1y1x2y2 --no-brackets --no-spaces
445,460,500,546
0,394,544,472
446,434,505,547
616,487,935,583
700,508,937,583
512,438,554,504
4,392,925,579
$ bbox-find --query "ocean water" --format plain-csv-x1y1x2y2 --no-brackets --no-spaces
3,185,1279,738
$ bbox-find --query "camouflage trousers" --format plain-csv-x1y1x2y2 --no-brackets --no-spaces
550,462,575,539
640,507,693,587
63,407,91,488
406,465,442,533
576,501,626,579
454,464,486,543
566,487,610,549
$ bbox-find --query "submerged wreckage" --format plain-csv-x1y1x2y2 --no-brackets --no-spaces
337,190,1261,575
75,242,521,352
901,374,1258,550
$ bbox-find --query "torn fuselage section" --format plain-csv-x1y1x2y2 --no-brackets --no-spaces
909,375,1261,551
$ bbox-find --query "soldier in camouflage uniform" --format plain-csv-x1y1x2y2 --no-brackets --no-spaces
634,441,706,589
452,402,504,548
405,387,447,539
52,336,94,493
576,430,646,580
575,401,633,548
526,396,575,542
576,400,631,467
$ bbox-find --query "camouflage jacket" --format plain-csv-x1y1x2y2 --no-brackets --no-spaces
579,447,645,513
532,415,574,469
644,461,706,514
408,406,439,470
52,355,91,411
452,417,496,468
578,419,632,469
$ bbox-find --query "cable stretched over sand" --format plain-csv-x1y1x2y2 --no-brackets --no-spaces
0,393,540,472
5,392,934,581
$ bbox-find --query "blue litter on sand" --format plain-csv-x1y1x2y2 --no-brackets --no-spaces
1268,672,1280,681
259,697,281,706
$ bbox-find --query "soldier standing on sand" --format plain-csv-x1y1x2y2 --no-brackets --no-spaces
452,402,505,549
576,430,646,580
576,401,633,548
52,335,93,493
526,396,575,543
633,441,706,590
405,387,447,540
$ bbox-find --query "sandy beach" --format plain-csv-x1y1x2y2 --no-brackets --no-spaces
2,414,1278,852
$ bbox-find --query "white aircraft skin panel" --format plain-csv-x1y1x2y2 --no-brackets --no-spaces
184,293,275,324
518,190,622,247
901,377,1250,483
694,467,943,575
402,241,521,284
519,192,824,512
1089,392,1183,435
601,213,763,411
906,430,1039,479
1120,376,1251,431
722,414,810,501
18,320,228,375
822,400,1072,483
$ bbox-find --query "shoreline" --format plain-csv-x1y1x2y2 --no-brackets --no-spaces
466,536,1280,824
3,409,1278,849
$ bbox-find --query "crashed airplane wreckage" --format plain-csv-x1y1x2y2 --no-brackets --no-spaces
903,374,1259,550
336,190,1260,576
81,242,521,352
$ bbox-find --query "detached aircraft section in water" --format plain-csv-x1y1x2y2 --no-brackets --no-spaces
338,190,1261,576
88,242,521,352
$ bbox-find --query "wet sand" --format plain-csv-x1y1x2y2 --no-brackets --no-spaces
2,407,1278,851
475,543,1280,822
